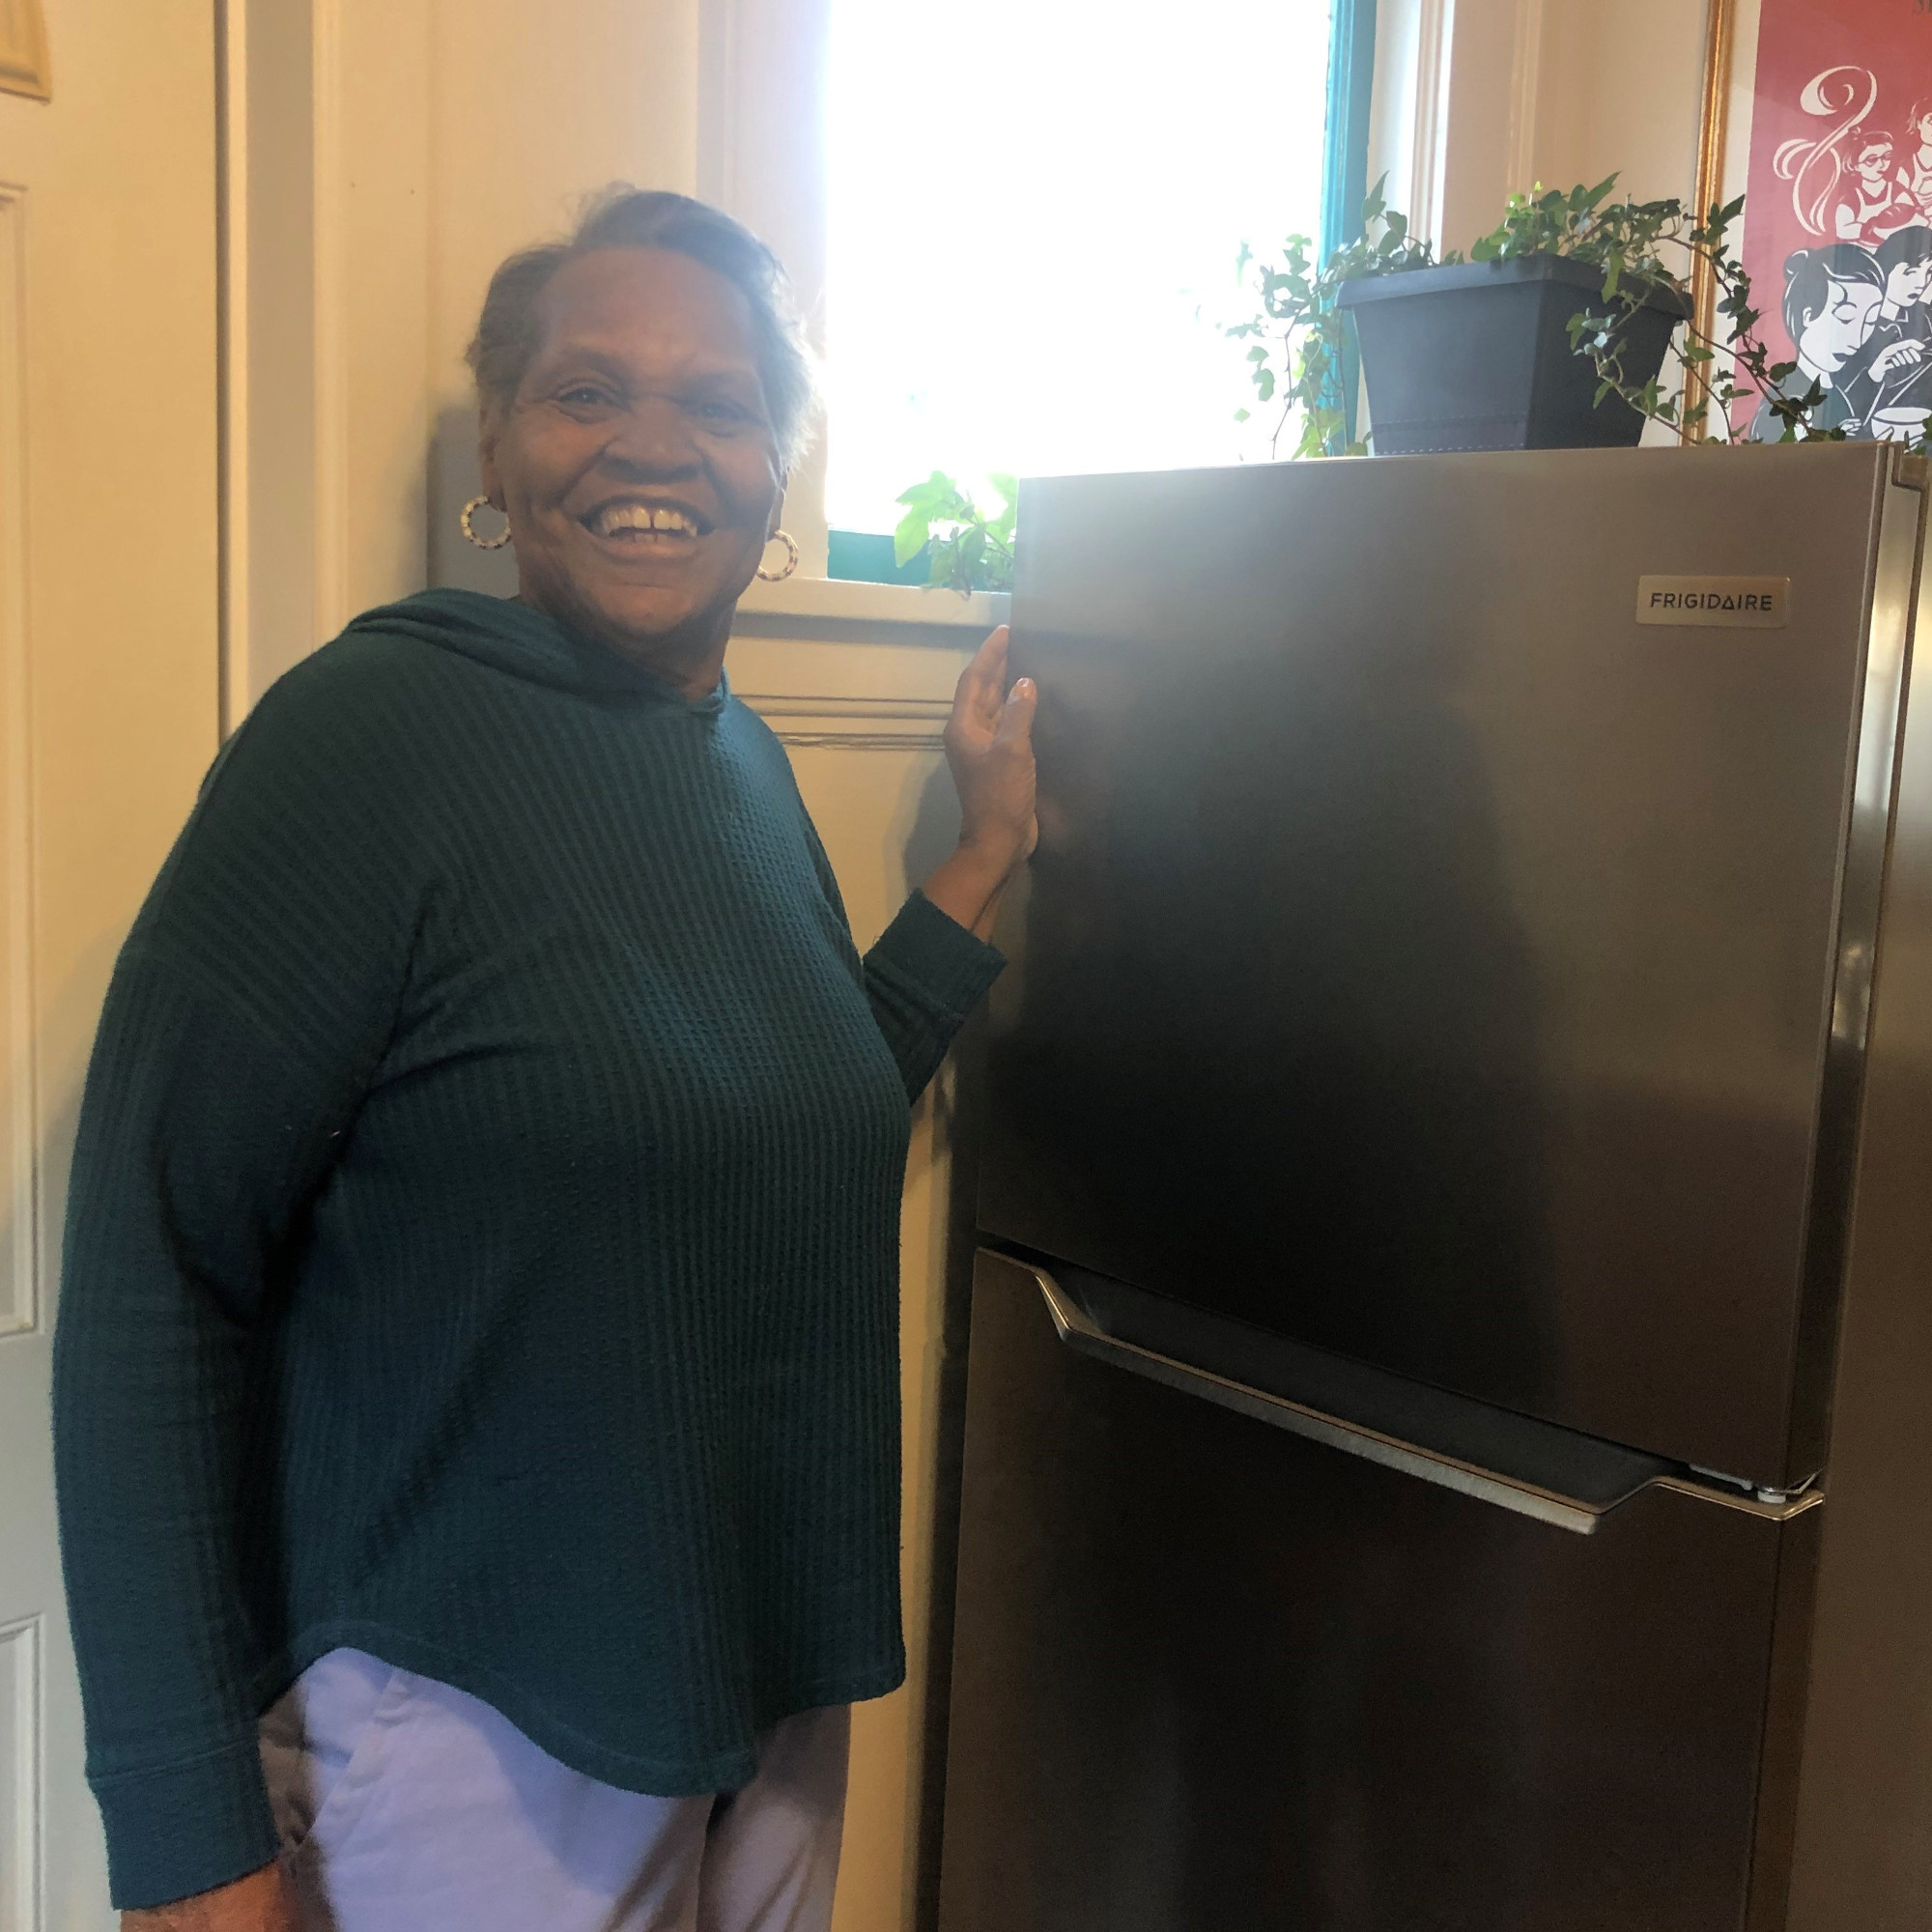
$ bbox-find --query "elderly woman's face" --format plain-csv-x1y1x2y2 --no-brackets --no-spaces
481,247,783,659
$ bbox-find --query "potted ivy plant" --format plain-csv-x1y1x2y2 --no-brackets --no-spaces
1335,181,1690,452
1229,177,1826,457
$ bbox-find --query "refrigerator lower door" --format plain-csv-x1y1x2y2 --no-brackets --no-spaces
936,1249,1819,1932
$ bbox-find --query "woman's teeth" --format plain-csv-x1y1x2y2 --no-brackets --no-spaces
592,504,699,538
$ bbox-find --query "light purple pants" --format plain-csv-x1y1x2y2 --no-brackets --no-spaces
257,1650,850,1932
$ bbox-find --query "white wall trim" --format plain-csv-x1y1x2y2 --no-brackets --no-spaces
696,0,742,215
220,0,429,718
216,0,249,735
0,184,37,1343
725,627,977,750
1504,0,1543,199
1409,0,1456,244
1368,0,1459,242
309,0,350,645
739,693,952,752
220,0,321,719
696,0,832,574
0,1614,42,1932
736,575,1007,635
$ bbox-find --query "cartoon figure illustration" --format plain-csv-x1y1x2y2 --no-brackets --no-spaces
1750,243,1887,438
1776,66,1883,237
1901,101,1932,218
1831,128,1916,242
1833,224,1932,434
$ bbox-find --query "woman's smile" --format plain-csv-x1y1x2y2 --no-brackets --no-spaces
479,247,786,687
582,497,708,540
576,493,714,562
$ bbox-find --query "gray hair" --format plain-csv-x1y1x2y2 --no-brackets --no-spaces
466,186,819,469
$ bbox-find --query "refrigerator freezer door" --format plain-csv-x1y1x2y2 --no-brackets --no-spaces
982,442,1920,1484
936,1249,1811,1932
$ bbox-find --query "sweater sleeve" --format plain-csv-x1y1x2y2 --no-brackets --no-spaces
795,810,1006,1101
860,891,1007,1101
51,652,422,1910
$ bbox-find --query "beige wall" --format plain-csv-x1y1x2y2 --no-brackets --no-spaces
231,0,707,696
724,614,991,1932
1530,0,1709,216
425,0,702,599
5,3,225,1918
1373,0,1717,258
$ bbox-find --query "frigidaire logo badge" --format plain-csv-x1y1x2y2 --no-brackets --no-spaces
1636,576,1791,629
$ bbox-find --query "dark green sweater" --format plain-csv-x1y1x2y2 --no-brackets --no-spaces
51,589,1003,1911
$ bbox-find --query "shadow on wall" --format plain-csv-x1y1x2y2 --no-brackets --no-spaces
430,404,518,597
903,760,964,900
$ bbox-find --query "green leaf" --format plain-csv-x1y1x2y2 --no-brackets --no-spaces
895,469,960,515
894,507,930,567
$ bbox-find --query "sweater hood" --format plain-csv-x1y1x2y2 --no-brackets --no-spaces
344,587,728,711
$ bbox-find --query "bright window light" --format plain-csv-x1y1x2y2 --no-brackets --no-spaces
824,0,1336,534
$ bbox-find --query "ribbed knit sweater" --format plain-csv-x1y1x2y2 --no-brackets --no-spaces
51,588,1004,1912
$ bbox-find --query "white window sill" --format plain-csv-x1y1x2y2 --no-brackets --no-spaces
735,574,1009,637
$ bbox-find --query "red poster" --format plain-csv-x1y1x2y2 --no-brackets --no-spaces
1741,0,1932,438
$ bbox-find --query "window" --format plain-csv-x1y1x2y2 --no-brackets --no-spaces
822,0,1348,557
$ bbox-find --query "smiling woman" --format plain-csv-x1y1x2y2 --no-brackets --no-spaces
465,191,815,691
51,188,1037,1932
478,246,786,690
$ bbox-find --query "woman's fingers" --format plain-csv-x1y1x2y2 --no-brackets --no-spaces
953,626,1011,734
940,621,1037,892
995,675,1037,747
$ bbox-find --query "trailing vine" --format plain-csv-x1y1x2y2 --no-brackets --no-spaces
1224,179,1442,458
1227,174,1849,454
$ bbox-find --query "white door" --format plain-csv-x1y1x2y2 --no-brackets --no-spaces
0,1,221,1923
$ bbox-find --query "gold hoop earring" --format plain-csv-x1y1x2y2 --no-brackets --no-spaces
756,530,800,582
461,496,513,551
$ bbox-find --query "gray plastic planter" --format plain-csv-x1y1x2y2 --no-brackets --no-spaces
1336,253,1692,454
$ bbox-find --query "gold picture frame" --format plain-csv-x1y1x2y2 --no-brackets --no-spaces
1684,0,1739,437
0,0,51,103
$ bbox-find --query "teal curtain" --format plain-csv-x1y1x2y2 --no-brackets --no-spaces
1320,0,1378,446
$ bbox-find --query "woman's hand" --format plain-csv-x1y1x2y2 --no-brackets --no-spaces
123,1861,300,1932
923,625,1037,940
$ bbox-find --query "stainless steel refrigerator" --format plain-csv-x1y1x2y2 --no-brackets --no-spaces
935,442,1932,1932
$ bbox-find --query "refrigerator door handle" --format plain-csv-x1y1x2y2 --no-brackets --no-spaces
1027,1263,1820,1536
